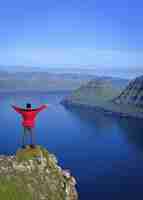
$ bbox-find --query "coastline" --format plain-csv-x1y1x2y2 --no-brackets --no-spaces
61,99,143,120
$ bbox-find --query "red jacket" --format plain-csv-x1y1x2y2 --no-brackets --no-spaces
12,105,48,128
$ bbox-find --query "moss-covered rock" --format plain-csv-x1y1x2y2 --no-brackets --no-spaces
0,146,78,200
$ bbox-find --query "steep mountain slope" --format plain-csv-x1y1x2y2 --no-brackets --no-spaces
62,76,143,119
63,78,123,106
114,76,143,107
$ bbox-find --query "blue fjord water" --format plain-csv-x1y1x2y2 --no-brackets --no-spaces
0,92,143,199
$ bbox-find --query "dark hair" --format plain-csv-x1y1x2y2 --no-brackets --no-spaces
26,103,31,108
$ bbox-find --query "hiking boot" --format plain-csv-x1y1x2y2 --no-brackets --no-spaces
30,144,35,148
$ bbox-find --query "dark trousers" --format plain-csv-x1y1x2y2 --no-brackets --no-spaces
23,127,35,146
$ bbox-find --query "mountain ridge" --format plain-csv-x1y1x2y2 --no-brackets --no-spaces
0,71,129,92
62,75,143,119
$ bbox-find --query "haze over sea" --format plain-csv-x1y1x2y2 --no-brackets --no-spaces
0,91,143,199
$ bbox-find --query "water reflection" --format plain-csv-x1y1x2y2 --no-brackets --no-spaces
66,106,117,129
66,106,143,153
117,117,143,151
63,106,121,141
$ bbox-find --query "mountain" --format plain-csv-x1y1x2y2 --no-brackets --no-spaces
62,77,128,106
0,65,42,72
114,76,143,107
0,71,91,92
61,75,143,119
0,70,129,92
0,145,78,200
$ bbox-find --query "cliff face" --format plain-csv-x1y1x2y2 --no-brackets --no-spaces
114,76,143,107
0,146,78,200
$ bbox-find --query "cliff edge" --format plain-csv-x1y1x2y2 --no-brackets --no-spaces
0,145,78,200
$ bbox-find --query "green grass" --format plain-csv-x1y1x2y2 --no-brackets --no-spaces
71,83,121,105
0,176,32,200
16,145,42,162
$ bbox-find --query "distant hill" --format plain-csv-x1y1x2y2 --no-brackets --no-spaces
62,76,143,119
63,78,122,105
0,71,91,92
0,65,42,72
62,77,129,105
0,70,129,92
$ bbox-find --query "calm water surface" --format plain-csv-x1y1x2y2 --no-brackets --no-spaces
0,92,143,200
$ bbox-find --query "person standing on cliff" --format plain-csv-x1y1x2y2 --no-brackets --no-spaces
12,103,48,149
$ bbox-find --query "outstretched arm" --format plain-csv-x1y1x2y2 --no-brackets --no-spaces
11,105,23,114
35,104,48,113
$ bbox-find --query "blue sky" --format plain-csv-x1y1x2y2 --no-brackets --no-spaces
0,0,142,72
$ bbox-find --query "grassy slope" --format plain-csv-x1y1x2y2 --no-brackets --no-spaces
65,79,143,118
69,80,122,106
0,176,32,200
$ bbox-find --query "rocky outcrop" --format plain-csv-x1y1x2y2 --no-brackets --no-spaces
0,146,78,200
